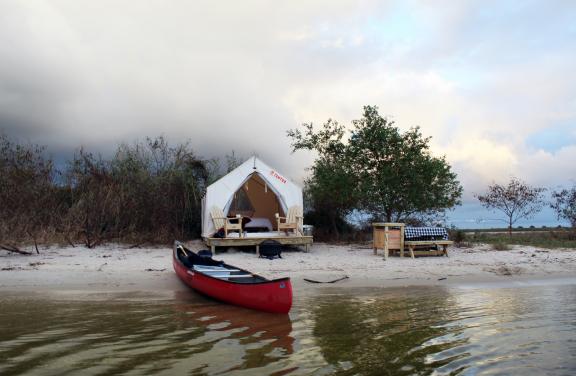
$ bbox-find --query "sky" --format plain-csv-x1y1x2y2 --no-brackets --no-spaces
1,0,575,228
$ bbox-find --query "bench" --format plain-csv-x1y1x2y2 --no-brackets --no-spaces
403,240,453,258
373,223,453,259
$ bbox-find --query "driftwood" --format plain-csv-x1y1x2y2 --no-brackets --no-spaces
26,230,40,254
303,276,349,284
64,233,76,248
0,244,32,255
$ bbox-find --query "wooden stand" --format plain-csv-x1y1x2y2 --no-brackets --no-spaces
372,223,405,260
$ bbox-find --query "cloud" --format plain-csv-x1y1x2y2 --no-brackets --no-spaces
0,0,575,197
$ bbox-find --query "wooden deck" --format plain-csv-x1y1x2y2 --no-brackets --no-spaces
205,235,313,255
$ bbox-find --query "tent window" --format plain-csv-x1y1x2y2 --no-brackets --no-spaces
230,188,254,214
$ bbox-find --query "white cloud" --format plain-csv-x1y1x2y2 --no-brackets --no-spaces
0,0,575,197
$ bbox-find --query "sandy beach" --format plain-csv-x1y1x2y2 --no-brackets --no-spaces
1,241,576,295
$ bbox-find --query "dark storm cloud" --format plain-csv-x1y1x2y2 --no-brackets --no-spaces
0,0,326,176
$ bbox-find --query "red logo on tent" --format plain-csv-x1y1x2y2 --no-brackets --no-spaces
269,170,286,184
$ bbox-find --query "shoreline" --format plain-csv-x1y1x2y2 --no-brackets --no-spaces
1,241,575,297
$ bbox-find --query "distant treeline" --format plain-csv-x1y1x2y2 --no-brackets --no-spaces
0,134,234,248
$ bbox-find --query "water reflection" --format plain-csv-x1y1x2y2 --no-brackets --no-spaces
307,285,576,376
0,293,295,375
309,288,467,375
171,293,294,372
1,283,575,375
433,285,576,375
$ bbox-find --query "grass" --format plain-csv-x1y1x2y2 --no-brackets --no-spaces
467,226,571,233
466,229,576,249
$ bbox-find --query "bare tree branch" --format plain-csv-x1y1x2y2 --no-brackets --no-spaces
476,177,546,235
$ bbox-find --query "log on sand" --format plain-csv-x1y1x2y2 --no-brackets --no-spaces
0,244,32,255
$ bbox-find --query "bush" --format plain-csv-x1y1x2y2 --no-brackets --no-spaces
303,210,356,242
0,135,212,247
492,241,511,251
63,137,209,246
448,228,467,245
0,134,65,249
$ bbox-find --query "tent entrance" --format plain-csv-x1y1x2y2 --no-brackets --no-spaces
228,173,285,231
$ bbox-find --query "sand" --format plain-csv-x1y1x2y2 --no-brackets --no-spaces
1,241,576,295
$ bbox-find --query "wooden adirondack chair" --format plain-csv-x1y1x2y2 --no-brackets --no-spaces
275,206,303,235
210,206,243,238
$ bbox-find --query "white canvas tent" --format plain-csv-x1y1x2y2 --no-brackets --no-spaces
201,157,303,238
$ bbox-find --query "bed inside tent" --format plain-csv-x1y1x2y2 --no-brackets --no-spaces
228,173,285,234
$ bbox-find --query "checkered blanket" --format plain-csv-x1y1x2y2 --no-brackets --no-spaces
404,227,448,241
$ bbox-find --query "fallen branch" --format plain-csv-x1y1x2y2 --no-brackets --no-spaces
304,276,349,284
0,244,32,255
64,234,76,248
26,230,40,254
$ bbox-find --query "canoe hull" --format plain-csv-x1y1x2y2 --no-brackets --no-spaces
173,244,292,314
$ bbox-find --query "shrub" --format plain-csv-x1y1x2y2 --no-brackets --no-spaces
0,134,65,249
450,229,467,245
63,137,209,246
491,241,511,251
0,134,212,247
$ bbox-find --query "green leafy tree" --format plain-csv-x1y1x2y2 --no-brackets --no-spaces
348,106,462,222
476,177,546,235
288,106,463,237
288,120,358,238
551,185,576,228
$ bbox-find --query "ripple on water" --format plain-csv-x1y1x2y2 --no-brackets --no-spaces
0,283,575,375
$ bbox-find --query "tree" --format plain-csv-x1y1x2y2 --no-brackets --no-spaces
551,185,576,228
0,134,62,252
64,136,209,246
303,158,359,238
288,106,463,237
288,120,358,238
476,177,546,235
348,106,462,222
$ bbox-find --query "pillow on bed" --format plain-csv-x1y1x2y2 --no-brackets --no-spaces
226,216,252,225
227,216,252,225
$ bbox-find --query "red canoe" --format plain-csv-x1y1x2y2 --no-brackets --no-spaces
173,241,292,314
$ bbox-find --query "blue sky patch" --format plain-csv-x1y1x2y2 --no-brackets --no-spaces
526,122,576,153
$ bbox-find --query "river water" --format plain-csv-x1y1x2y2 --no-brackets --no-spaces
1,281,575,375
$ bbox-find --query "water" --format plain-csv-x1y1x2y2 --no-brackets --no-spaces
1,283,575,375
